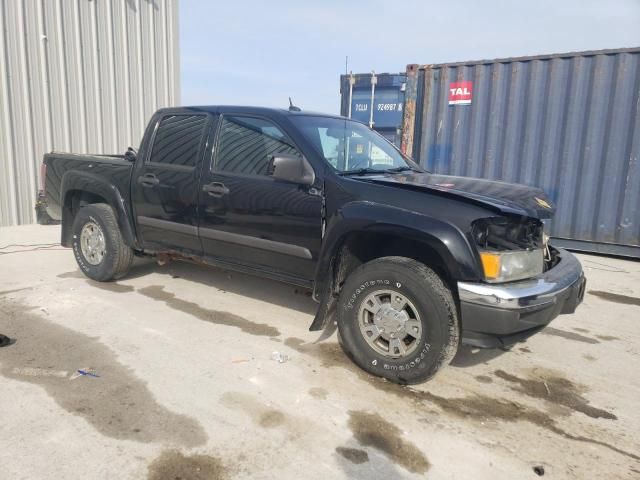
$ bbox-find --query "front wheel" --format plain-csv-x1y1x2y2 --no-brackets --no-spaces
71,203,134,282
337,257,459,384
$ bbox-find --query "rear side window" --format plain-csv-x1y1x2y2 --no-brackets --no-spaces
149,115,207,167
216,116,299,175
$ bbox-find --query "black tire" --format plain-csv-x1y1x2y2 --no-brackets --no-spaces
337,256,459,384
71,203,134,282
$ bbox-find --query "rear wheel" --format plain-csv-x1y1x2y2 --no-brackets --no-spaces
337,256,459,384
71,203,133,281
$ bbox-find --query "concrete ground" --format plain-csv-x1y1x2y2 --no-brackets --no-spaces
1,224,639,480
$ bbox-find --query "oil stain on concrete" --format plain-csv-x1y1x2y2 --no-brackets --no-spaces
335,446,369,464
284,337,640,462
138,285,279,337
589,290,640,307
494,369,617,420
0,297,207,447
309,387,329,400
147,450,227,480
220,391,287,429
475,375,493,384
347,410,429,474
408,387,639,461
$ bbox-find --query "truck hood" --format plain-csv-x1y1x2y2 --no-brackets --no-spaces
359,172,555,219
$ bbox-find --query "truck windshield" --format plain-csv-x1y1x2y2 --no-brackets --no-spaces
296,116,421,174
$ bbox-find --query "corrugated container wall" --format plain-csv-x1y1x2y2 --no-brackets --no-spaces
402,48,640,257
0,0,180,227
340,73,406,146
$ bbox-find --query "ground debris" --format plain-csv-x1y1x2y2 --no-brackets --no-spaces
70,368,100,380
533,465,545,476
270,351,290,363
231,357,251,364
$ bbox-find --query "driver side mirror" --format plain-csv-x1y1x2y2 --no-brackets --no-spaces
268,154,315,185
124,147,137,163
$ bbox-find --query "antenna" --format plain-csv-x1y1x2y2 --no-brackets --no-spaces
288,97,301,112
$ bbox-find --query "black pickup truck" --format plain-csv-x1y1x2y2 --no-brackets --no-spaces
40,106,586,384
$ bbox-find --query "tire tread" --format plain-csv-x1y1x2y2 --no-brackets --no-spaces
337,256,459,384
72,203,133,281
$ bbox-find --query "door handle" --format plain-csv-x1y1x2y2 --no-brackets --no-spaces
202,182,229,197
137,173,160,187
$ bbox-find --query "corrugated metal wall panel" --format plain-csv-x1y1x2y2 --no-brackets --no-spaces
408,48,640,256
0,0,180,227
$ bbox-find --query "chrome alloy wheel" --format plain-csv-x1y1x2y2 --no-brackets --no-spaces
80,221,106,265
358,289,423,358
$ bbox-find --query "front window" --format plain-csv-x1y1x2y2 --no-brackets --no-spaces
216,116,300,176
296,116,420,173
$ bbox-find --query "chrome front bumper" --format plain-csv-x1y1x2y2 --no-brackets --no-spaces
457,248,586,348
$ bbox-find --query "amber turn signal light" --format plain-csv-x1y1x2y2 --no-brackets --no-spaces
480,252,501,280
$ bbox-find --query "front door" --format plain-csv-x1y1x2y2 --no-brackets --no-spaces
198,114,322,282
132,113,211,255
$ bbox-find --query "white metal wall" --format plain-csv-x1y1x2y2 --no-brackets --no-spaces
0,0,180,226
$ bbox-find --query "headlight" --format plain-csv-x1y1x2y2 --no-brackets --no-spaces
479,249,543,283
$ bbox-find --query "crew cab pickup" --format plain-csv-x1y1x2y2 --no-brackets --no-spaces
39,106,586,384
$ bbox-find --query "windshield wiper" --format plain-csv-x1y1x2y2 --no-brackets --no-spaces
340,164,421,176
384,166,417,173
340,167,385,176
340,165,419,176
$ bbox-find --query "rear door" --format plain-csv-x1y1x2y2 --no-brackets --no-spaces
198,114,322,282
132,113,211,255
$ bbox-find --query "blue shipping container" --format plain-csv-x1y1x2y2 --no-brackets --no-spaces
340,73,406,145
401,48,640,258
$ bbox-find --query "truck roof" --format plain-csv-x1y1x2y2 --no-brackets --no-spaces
155,105,347,120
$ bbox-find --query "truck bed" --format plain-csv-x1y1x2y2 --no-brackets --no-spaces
42,152,134,221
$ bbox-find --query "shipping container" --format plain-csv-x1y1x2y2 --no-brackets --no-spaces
398,48,640,258
340,72,406,146
0,0,180,227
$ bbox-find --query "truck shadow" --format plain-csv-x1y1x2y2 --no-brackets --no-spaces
450,344,508,368
125,258,319,317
